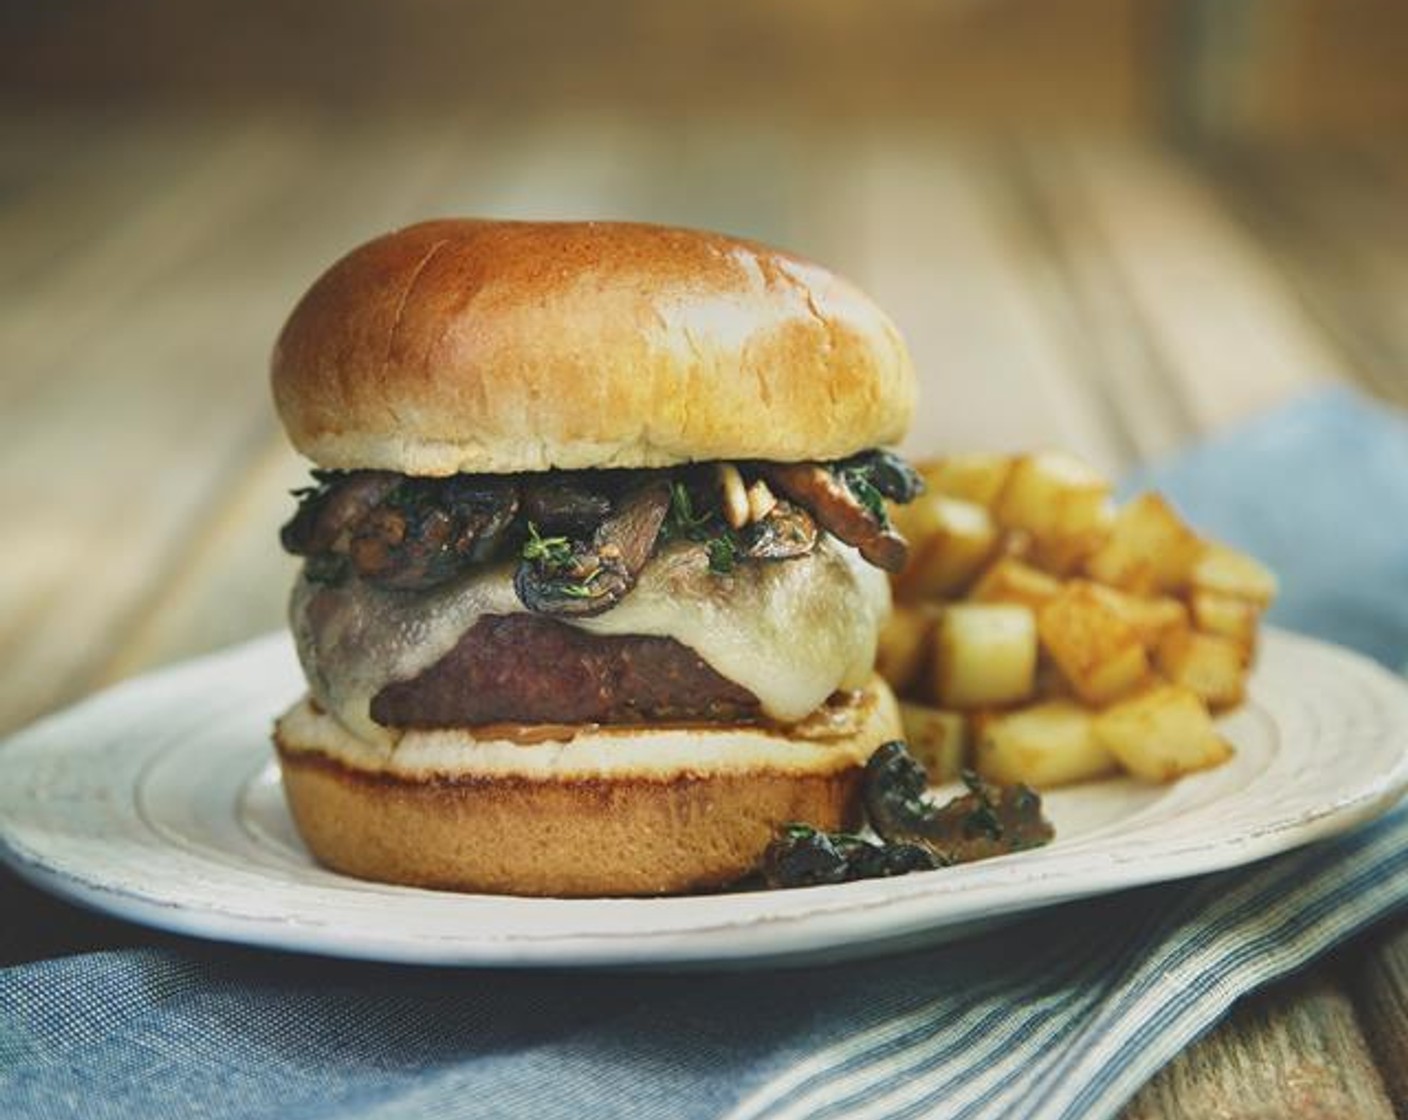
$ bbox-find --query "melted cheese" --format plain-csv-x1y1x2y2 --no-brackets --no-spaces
577,540,888,721
289,536,889,746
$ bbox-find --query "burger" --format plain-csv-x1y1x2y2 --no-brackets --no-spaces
270,218,923,897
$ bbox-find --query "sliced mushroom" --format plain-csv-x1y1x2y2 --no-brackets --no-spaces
841,449,925,503
515,480,671,616
349,477,520,590
738,500,817,560
746,478,778,523
760,462,910,571
863,742,1053,862
520,477,614,536
716,463,750,529
280,470,401,556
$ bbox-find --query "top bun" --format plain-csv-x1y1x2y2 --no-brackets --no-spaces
272,219,916,474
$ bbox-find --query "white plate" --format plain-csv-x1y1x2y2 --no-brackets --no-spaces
2,629,1406,969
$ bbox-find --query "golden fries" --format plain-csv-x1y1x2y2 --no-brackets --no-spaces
875,451,1276,788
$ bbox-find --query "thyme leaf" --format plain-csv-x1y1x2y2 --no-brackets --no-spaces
840,469,887,524
662,476,744,576
521,522,575,571
706,534,738,574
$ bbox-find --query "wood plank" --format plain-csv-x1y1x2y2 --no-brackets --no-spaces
1123,969,1395,1120
1349,918,1408,1116
1061,140,1340,434
1007,140,1197,463
0,118,306,401
0,116,474,728
831,131,1128,474
0,0,1152,128
91,434,306,682
1201,146,1408,407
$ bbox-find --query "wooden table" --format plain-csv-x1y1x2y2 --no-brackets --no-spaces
2,110,1406,1117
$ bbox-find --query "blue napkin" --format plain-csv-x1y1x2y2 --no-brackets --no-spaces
3,388,1407,1120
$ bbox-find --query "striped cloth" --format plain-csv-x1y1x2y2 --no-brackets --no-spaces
3,388,1407,1120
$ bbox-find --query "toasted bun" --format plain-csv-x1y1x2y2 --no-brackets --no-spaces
273,682,900,897
271,219,916,475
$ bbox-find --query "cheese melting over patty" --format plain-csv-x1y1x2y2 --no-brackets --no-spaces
290,536,890,746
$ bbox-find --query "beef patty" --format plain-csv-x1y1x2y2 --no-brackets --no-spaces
370,613,761,728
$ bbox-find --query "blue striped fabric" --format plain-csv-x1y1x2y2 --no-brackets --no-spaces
3,388,1407,1120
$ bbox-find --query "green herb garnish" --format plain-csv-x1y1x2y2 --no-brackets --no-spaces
662,477,744,575
521,522,575,571
841,469,888,524
706,534,738,574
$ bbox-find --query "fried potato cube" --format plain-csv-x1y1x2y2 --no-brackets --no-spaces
933,604,1038,709
1156,629,1248,709
1037,583,1151,705
918,454,1014,508
1084,492,1203,593
1191,591,1260,655
876,604,938,697
1191,542,1279,607
1081,582,1191,651
992,452,1115,574
1094,685,1232,782
969,557,1064,612
971,700,1116,788
891,496,998,600
899,702,967,781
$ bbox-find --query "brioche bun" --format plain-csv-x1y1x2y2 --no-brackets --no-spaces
274,682,900,896
271,219,916,475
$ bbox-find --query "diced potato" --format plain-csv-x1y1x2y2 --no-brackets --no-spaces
1094,685,1232,782
1157,629,1248,709
918,454,1014,508
1191,591,1260,655
1081,582,1191,652
969,557,1064,612
1084,492,1204,593
1191,542,1279,607
899,702,967,781
876,604,938,697
1037,583,1151,705
992,452,1115,574
971,700,1116,788
891,496,999,600
933,604,1038,709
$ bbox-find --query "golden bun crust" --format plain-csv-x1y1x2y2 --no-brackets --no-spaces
273,683,900,897
272,219,916,474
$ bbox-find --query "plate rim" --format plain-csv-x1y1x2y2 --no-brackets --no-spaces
2,627,1407,969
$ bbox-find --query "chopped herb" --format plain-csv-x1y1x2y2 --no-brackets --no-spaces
665,481,712,537
521,522,575,571
706,535,738,574
661,475,746,576
831,450,925,527
841,469,888,523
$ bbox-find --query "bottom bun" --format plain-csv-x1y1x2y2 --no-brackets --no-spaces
273,681,900,897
